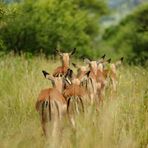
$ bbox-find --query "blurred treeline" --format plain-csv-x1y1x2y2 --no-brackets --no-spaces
101,3,148,65
0,0,148,65
0,0,107,57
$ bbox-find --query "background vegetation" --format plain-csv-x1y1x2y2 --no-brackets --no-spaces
0,0,148,64
102,3,148,65
0,0,107,57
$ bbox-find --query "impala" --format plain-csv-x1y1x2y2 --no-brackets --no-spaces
63,69,88,127
53,48,76,77
36,71,67,137
84,57,106,104
104,57,124,92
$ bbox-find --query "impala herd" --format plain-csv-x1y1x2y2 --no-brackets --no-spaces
35,48,123,137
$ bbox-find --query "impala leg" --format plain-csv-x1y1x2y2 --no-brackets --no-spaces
75,97,80,114
67,97,75,128
112,78,116,91
79,97,84,112
97,89,103,106
109,78,117,100
41,102,47,137
67,97,71,115
90,93,94,105
41,121,48,137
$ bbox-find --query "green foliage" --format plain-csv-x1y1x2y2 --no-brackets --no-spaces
0,2,7,20
0,2,17,52
0,0,107,57
103,3,148,65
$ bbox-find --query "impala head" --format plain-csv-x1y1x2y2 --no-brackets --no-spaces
84,59,99,74
115,57,124,66
42,70,64,93
97,54,107,71
98,54,106,63
84,54,106,73
72,63,88,72
100,58,111,70
55,48,76,67
84,54,105,67
65,68,90,86
109,57,124,73
72,63,88,79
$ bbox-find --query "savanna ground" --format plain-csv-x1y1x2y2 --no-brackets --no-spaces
0,54,147,148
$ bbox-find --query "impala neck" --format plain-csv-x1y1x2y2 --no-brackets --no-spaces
89,61,98,76
90,68,97,76
53,77,64,93
62,60,69,68
61,53,70,68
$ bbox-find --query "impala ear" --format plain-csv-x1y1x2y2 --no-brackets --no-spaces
98,55,106,63
72,63,79,69
42,70,54,81
69,48,76,55
107,58,111,63
120,57,124,62
55,49,62,56
101,54,106,59
80,55,85,60
72,63,77,68
42,70,49,78
84,58,90,64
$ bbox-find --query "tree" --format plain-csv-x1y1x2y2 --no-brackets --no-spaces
103,3,148,65
0,0,107,58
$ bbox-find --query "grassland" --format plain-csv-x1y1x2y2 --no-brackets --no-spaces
0,54,147,148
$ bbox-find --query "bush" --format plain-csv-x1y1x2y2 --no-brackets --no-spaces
103,3,148,65
0,0,107,58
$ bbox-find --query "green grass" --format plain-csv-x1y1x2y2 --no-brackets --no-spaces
0,54,147,148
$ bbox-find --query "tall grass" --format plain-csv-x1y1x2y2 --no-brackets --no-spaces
0,54,147,148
